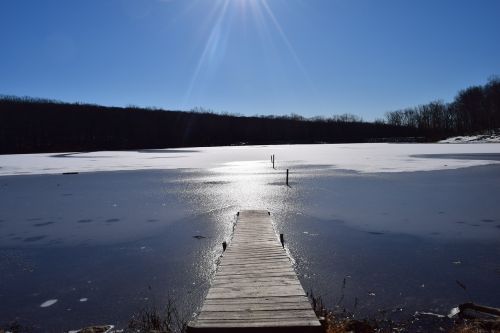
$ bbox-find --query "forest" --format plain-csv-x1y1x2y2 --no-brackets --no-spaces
0,77,498,154
0,98,417,154
384,76,500,136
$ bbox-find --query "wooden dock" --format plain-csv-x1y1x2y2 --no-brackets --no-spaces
188,210,321,332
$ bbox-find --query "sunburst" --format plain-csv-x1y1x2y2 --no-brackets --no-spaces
183,0,312,106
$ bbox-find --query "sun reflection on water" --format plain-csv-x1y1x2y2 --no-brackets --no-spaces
178,159,305,254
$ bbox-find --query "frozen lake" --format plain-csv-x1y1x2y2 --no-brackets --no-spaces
0,143,499,330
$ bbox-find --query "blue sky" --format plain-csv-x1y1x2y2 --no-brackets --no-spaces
1,0,499,120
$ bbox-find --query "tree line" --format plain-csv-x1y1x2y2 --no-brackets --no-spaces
0,96,417,154
385,77,500,137
2,77,497,154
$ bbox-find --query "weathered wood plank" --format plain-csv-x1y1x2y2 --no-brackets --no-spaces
198,308,317,319
201,303,313,312
190,319,321,328
203,295,312,305
187,210,321,332
211,280,301,288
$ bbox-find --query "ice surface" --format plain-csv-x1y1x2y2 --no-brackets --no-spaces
40,299,58,308
1,143,499,176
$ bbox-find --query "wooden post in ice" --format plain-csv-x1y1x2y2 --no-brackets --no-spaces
280,233,285,248
286,169,289,186
272,154,275,169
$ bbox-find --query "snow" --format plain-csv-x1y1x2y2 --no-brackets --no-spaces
440,130,500,143
40,299,58,308
0,143,499,176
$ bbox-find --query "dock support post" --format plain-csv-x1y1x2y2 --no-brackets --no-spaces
222,241,227,252
286,169,289,186
280,233,284,248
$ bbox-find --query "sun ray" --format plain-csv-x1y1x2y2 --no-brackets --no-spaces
183,0,316,108
260,0,316,92
183,0,231,107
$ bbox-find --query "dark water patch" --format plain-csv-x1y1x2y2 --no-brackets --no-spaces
34,222,55,227
27,218,43,221
481,219,495,223
147,156,180,159
288,164,335,172
411,153,500,161
455,221,466,224
496,225,500,229
51,153,112,158
268,181,295,186
61,193,73,197
203,181,229,185
267,182,284,186
77,219,93,224
367,231,385,235
0,219,4,223
146,219,158,223
23,235,46,242
438,211,445,215
105,218,121,223
138,149,199,154
192,235,206,240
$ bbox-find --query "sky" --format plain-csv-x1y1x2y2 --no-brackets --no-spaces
1,0,499,120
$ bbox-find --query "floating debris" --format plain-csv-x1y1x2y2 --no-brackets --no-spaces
415,311,445,318
40,299,58,308
193,235,206,239
452,260,462,265
448,307,460,318
79,298,88,302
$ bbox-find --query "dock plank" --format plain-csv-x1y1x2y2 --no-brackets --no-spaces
187,210,321,332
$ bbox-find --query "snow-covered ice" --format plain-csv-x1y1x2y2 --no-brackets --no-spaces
0,143,499,176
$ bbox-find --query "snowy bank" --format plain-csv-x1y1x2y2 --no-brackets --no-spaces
439,130,500,143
